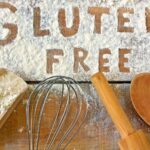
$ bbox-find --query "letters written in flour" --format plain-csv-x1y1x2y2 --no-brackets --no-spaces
0,1,150,80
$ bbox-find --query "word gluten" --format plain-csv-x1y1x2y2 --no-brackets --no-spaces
0,2,150,45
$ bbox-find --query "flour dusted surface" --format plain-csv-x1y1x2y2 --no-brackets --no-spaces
0,0,150,81
0,69,27,118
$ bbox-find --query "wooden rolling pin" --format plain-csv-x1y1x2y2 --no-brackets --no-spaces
91,72,150,150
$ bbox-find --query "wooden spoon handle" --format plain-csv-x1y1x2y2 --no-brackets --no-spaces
91,72,135,138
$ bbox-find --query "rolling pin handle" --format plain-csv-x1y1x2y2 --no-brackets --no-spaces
91,72,150,150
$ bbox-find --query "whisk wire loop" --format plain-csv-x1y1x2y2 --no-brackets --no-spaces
26,76,88,150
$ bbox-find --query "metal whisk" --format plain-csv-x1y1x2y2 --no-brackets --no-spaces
26,76,89,150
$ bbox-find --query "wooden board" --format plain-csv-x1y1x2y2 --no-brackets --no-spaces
0,84,149,150
0,0,150,149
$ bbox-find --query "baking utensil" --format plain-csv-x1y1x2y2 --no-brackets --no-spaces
130,73,150,125
0,68,28,129
91,72,150,150
26,76,88,150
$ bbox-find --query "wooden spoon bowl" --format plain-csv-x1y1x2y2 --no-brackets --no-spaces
130,73,150,126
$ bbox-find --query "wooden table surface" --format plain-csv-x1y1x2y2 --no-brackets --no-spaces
0,83,150,150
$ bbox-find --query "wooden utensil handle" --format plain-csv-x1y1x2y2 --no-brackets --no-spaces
91,72,135,138
92,72,150,150
119,130,150,150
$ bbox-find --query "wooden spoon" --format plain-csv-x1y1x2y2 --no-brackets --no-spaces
130,73,150,126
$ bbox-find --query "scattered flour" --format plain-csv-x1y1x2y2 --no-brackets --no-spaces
0,0,149,81
0,69,27,118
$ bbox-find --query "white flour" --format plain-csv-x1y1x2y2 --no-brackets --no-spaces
0,0,149,81
0,70,27,117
